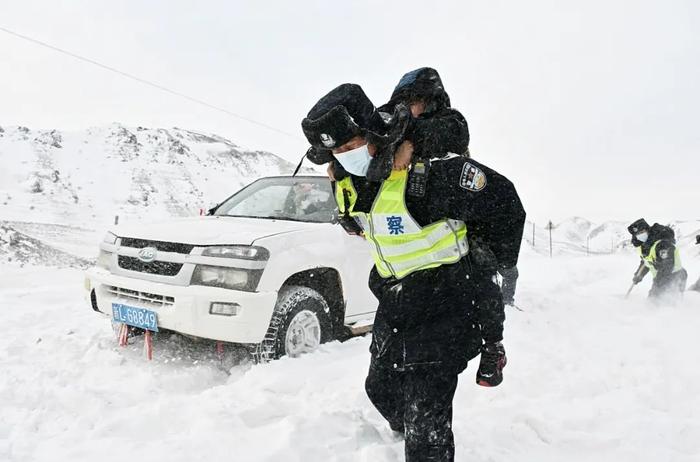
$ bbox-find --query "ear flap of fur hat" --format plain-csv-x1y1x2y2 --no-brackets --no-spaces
305,146,334,165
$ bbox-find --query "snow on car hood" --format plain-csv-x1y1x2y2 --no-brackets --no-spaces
112,216,318,246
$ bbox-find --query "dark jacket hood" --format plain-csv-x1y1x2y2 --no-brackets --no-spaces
381,67,451,114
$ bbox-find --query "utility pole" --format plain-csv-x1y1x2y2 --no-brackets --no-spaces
546,220,554,258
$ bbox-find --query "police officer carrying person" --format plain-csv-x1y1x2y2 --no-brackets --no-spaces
302,83,526,462
628,218,688,301
324,67,521,305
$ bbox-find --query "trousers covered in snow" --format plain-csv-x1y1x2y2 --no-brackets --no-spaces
365,359,459,462
649,268,687,302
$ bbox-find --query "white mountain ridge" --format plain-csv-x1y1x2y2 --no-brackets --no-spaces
0,123,310,228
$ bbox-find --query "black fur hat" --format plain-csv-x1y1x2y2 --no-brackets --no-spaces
302,84,383,151
627,218,650,235
301,83,411,181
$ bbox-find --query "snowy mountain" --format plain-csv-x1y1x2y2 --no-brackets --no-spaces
0,124,310,228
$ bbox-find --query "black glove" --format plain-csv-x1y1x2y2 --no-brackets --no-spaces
632,273,644,284
469,237,498,272
329,160,349,181
365,104,411,182
476,342,507,387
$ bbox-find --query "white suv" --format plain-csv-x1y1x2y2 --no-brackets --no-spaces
84,175,377,360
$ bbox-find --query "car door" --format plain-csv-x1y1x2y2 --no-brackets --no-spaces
336,226,378,321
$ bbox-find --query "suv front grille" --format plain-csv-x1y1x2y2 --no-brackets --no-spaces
119,237,195,254
107,285,175,307
118,255,183,276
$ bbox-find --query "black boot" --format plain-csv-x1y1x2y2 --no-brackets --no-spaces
476,342,507,387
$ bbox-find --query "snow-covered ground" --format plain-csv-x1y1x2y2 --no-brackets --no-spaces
1,249,699,461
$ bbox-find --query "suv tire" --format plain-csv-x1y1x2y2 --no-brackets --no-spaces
250,285,333,362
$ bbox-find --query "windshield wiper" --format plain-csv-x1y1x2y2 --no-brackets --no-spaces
218,214,314,223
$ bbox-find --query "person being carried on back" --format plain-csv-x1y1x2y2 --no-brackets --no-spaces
312,67,520,305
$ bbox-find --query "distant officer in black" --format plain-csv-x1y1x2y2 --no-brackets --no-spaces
628,218,687,301
302,83,526,462
689,234,700,292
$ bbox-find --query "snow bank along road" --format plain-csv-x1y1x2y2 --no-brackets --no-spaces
1,253,699,462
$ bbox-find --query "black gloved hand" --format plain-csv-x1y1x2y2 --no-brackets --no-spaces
632,273,644,284
476,342,507,387
329,160,349,181
469,237,498,272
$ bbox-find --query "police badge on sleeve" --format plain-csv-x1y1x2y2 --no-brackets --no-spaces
459,163,487,191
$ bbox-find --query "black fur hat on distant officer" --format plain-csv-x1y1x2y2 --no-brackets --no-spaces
628,218,652,248
627,218,650,235
302,83,411,181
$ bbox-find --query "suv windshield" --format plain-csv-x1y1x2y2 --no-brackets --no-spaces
214,176,336,223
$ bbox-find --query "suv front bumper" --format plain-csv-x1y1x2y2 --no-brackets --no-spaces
85,267,278,343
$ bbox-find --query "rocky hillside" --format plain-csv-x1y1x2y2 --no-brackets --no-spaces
0,124,309,227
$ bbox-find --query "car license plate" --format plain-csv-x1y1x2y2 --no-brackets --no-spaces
112,303,158,332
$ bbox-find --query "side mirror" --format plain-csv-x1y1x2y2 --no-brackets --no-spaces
206,202,220,216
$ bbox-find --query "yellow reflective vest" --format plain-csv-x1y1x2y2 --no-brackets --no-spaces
638,240,682,277
334,170,469,279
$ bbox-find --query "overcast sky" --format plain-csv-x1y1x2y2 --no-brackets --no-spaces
2,0,698,224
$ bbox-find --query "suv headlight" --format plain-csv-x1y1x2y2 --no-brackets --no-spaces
191,265,263,292
201,245,269,260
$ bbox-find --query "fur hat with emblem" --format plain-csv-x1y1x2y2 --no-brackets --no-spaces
301,83,411,181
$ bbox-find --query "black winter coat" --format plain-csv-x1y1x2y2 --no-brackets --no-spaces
343,156,526,371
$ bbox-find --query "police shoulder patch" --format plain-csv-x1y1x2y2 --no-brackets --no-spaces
459,162,487,191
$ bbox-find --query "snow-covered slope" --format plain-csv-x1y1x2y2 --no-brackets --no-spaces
2,253,699,461
0,124,308,228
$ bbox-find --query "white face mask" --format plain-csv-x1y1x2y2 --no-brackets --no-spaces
636,231,649,243
335,144,372,177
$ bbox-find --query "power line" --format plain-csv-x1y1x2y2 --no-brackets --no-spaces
0,25,303,141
